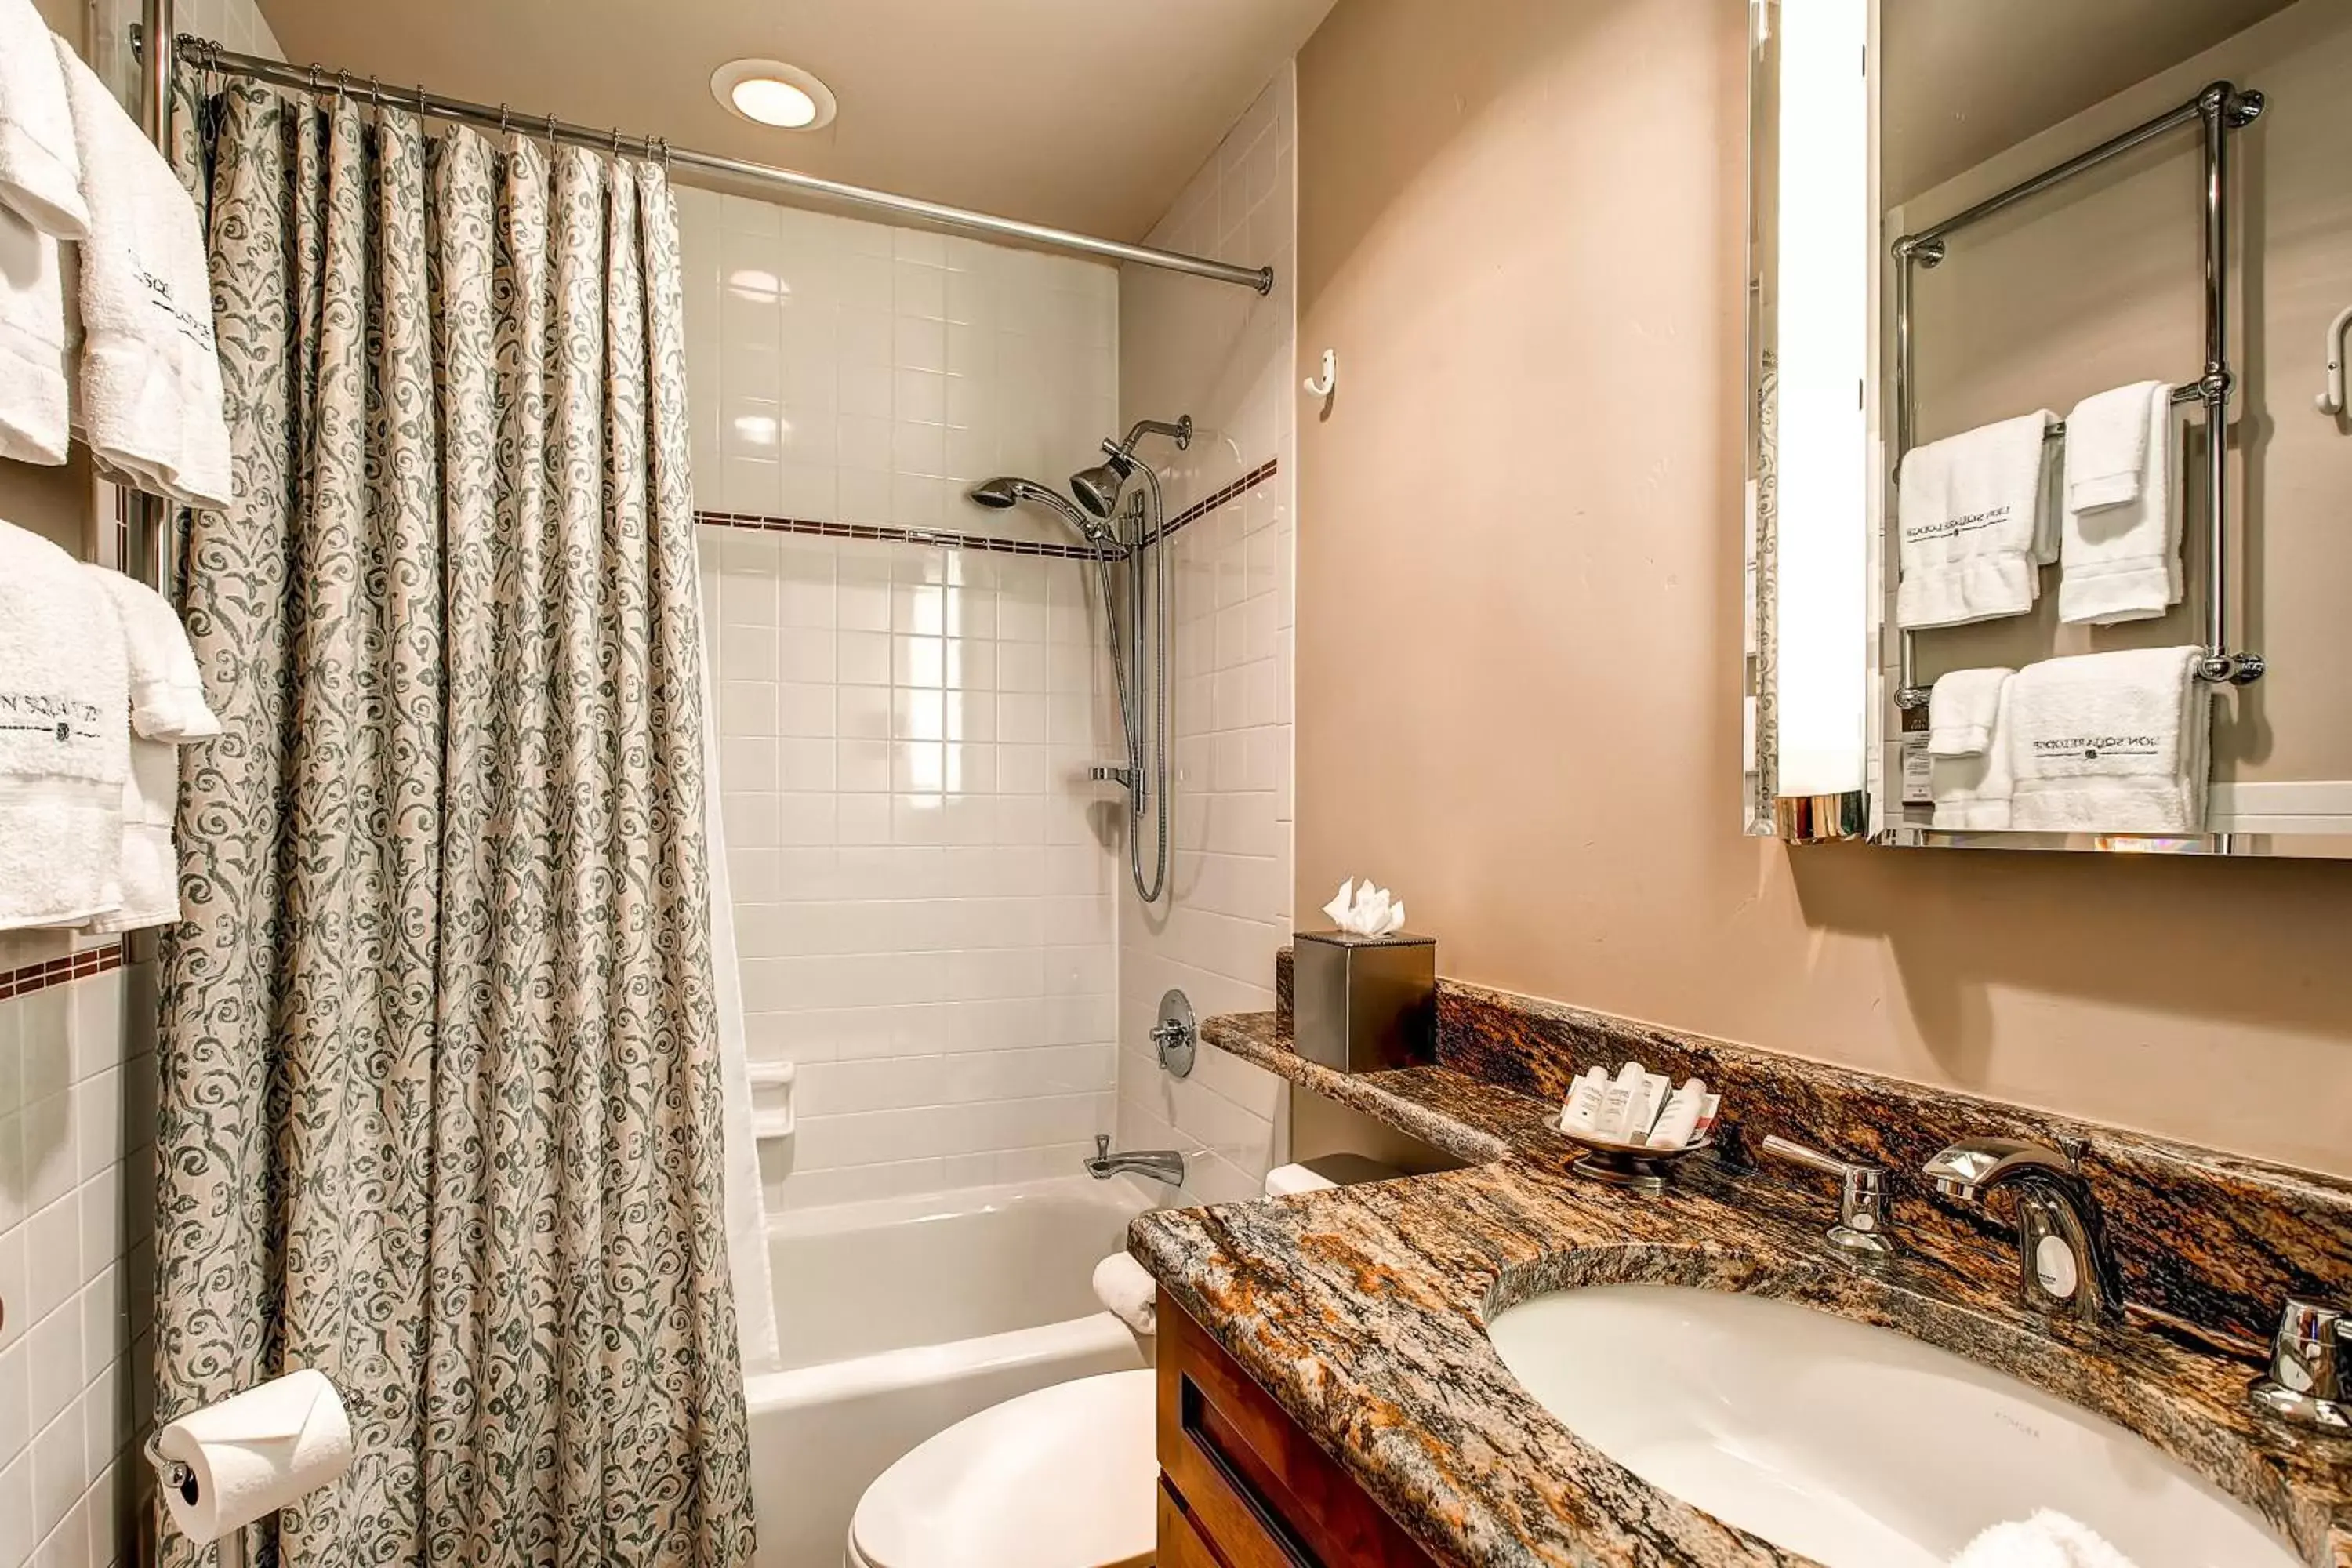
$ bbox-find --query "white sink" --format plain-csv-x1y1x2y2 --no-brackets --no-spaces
1486,1285,2300,1568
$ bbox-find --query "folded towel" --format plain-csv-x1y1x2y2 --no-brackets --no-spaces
82,733,179,933
1928,666,2014,757
1091,1252,1157,1337
0,0,89,239
0,203,68,463
81,564,221,740
2060,383,2178,626
0,517,129,930
2008,647,2209,836
1933,675,2016,831
1950,1509,2139,1567
54,39,232,510
2064,380,2166,512
1896,411,2058,629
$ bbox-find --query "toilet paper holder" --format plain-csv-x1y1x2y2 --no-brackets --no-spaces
141,1431,253,1568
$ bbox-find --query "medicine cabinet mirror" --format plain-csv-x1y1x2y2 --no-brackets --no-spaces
1744,0,2352,858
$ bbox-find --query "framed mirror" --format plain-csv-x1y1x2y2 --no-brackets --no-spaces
1747,0,2352,857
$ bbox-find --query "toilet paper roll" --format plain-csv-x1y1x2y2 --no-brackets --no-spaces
156,1368,354,1544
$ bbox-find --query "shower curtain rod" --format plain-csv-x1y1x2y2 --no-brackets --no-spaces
170,35,1276,295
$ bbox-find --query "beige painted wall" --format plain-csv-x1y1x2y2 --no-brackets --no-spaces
1294,0,2352,1177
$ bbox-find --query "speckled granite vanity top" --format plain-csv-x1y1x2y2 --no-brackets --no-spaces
1126,981,2352,1568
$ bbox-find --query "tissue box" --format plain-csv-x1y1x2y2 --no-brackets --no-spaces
1293,930,1436,1074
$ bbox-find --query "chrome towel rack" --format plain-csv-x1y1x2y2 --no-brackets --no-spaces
1892,80,2267,710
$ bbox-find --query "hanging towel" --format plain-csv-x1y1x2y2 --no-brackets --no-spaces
2060,383,2177,626
81,563,221,740
0,202,67,463
53,38,232,510
1949,1509,2140,1567
2007,646,2209,836
1928,666,2014,757
83,732,179,932
0,517,129,930
0,0,89,240
1931,674,2016,832
76,564,217,933
1896,410,2058,628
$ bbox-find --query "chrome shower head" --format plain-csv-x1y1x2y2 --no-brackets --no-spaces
1070,414,1193,519
1069,453,1134,520
967,475,1125,554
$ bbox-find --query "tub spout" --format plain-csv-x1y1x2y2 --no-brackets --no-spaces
1086,1134,1185,1185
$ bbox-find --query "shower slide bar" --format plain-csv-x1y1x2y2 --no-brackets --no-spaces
167,35,1277,296
1889,81,2266,710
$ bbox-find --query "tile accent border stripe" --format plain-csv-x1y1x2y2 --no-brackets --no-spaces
694,456,1279,557
0,941,124,999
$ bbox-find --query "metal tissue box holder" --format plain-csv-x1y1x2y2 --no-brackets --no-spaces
1293,930,1436,1074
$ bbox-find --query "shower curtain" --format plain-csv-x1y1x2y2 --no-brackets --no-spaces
156,82,754,1566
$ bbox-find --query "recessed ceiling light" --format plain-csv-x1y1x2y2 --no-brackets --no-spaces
712,59,837,132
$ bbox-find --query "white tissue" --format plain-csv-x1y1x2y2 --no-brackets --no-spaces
156,1368,354,1544
1322,877,1406,938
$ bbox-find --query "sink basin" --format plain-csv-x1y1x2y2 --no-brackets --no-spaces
1486,1285,2299,1568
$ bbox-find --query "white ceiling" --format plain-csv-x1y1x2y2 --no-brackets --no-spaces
253,0,1337,242
1882,0,2297,203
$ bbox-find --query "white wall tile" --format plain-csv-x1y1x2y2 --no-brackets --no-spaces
1116,67,1299,1207
684,188,1128,1208
0,964,147,1568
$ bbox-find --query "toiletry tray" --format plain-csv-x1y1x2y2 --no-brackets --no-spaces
1557,1129,1714,1196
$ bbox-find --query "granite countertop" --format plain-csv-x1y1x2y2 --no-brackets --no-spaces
1126,1012,2352,1568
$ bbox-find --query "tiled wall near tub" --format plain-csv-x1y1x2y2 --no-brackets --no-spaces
0,942,153,1568
1114,67,1300,1207
681,191,1130,1210
675,186,1120,550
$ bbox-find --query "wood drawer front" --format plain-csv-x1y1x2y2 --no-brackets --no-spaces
1158,1480,1227,1568
1156,1290,1440,1568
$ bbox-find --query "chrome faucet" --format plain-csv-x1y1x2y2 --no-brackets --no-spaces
1086,1134,1185,1186
2250,1298,2349,1430
1922,1138,2124,1323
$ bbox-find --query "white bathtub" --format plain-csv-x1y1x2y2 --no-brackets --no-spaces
746,1175,1154,1568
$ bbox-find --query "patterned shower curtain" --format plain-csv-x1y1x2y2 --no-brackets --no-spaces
156,82,754,1566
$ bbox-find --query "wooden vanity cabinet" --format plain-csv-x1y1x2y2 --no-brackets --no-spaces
1156,1292,1443,1568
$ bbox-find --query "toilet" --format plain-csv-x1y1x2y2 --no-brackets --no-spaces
842,1156,1399,1568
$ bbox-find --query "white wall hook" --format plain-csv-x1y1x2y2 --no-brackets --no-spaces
2318,303,2352,416
1303,347,1338,399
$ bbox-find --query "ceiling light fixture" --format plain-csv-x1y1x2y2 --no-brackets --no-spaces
711,59,837,131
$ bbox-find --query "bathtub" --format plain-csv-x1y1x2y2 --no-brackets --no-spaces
746,1175,1154,1568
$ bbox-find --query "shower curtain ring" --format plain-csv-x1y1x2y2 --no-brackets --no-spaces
334,70,350,101
368,77,382,109
497,103,510,136
307,64,321,96
546,111,558,144
611,126,622,156
416,85,428,117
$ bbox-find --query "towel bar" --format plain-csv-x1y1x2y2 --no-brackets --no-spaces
1891,82,2267,710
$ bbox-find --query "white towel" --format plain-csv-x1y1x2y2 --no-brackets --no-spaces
0,517,129,930
80,564,220,740
2008,647,2209,836
1932,675,2016,832
1896,411,2058,629
2063,380,2165,512
82,734,179,932
1091,1251,1157,1337
0,0,89,240
2060,383,2177,626
1928,666,2014,757
1950,1509,2139,1567
0,202,67,463
53,39,232,510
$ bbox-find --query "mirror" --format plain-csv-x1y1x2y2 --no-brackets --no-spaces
1747,0,2352,856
